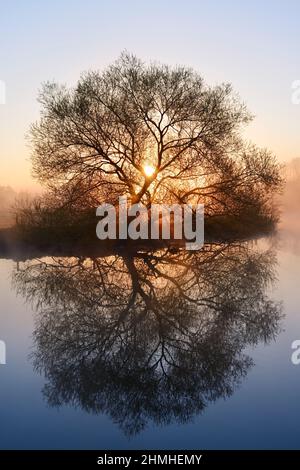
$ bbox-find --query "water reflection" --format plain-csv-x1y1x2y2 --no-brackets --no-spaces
13,242,282,435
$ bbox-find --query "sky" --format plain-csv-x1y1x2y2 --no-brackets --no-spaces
0,0,300,190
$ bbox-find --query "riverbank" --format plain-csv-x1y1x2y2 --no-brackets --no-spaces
0,212,276,261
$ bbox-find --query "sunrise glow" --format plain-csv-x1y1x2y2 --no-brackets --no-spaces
143,164,156,178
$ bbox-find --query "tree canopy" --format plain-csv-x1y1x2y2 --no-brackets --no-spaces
30,53,282,222
14,242,281,435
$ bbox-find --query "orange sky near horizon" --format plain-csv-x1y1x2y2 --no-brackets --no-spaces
1,0,300,192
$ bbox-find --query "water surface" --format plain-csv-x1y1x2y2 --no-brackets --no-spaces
0,232,299,449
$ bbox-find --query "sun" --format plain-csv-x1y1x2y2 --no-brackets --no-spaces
143,164,156,178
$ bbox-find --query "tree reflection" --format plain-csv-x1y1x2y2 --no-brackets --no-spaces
13,243,282,435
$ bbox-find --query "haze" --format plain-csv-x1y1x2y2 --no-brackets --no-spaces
1,0,300,191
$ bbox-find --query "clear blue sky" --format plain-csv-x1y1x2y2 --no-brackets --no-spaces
1,0,300,189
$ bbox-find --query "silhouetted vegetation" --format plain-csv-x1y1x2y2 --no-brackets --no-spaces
13,243,282,435
13,53,283,243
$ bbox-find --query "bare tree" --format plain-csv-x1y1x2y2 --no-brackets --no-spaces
13,243,282,435
30,53,282,220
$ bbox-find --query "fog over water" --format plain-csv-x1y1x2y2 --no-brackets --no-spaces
1,164,300,448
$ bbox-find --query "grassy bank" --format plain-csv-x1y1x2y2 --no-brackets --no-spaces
0,208,277,261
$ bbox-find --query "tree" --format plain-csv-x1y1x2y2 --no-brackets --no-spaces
13,243,282,435
30,53,282,220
